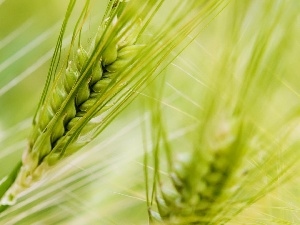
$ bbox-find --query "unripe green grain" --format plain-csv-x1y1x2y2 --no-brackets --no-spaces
90,62,103,85
0,2,143,205
92,78,112,92
79,97,98,111
65,64,80,92
102,42,118,66
76,46,88,71
75,77,91,106
51,116,65,144
64,101,77,124
153,116,238,224
66,117,81,131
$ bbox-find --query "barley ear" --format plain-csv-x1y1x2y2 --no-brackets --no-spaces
0,0,142,205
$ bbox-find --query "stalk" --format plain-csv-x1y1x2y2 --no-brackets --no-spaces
0,162,22,211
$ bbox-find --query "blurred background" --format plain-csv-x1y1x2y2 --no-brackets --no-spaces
1,0,300,224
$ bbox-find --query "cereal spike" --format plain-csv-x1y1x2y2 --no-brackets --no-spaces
153,117,238,223
1,2,143,205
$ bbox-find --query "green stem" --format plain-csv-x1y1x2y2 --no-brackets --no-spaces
0,161,22,213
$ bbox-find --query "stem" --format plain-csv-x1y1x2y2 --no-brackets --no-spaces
0,161,22,213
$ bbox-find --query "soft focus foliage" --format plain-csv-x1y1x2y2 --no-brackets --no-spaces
0,0,300,224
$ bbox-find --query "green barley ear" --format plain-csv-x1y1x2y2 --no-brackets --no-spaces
145,0,300,224
1,0,300,223
0,0,231,210
146,94,243,224
0,0,145,206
